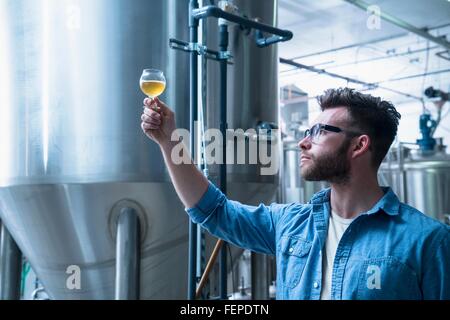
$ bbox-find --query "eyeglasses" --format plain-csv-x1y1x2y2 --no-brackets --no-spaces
303,123,362,143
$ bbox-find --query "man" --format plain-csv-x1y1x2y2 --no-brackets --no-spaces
140,87,449,300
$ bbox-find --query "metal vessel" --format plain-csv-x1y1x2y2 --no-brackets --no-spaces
0,0,191,299
379,146,450,224
0,0,282,299
199,0,281,299
203,0,280,185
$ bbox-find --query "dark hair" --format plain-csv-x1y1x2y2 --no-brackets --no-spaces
317,88,401,169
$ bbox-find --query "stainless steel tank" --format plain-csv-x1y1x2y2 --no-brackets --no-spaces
0,0,284,300
203,0,280,189
0,0,191,299
379,147,450,224
199,0,281,299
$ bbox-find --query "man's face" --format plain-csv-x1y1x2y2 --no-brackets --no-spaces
298,107,353,184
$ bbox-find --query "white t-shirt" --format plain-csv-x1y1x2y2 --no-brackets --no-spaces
320,210,356,300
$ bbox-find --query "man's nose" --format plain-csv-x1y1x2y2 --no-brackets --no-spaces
298,136,311,150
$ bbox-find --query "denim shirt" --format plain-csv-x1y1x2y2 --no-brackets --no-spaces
186,181,450,300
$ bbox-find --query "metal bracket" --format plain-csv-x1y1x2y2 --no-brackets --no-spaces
217,51,232,60
255,30,291,48
170,38,233,63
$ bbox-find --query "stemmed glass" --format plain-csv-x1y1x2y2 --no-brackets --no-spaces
140,68,166,100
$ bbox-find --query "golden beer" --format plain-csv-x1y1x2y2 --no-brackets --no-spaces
140,80,166,98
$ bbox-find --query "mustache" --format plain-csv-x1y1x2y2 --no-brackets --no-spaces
300,152,313,159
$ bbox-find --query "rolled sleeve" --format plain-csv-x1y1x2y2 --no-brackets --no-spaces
185,180,283,255
185,181,225,224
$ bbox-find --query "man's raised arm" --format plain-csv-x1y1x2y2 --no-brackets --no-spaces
140,97,208,208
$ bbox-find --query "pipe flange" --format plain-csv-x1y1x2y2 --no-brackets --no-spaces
109,199,148,243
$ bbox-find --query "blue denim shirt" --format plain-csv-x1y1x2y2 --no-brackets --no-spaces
186,181,450,300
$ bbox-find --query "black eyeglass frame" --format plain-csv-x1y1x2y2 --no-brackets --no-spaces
303,123,362,141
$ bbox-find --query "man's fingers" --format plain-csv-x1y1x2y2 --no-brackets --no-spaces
143,107,161,118
143,97,153,106
143,98,160,111
154,97,172,113
143,97,172,114
142,122,159,130
141,114,161,125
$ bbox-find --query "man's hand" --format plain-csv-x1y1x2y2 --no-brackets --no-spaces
140,97,209,208
141,97,176,146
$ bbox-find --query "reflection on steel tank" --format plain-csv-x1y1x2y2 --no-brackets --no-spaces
379,141,450,225
200,0,281,300
0,0,192,299
0,0,285,299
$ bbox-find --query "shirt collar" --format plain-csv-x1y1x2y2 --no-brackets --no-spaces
309,186,400,216
366,187,400,216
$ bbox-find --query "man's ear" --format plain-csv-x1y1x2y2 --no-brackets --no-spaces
351,135,371,158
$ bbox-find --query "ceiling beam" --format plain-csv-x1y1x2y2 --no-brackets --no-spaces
287,23,450,61
279,57,423,100
344,0,450,50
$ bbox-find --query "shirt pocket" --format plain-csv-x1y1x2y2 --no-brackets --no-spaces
279,235,312,289
356,256,421,300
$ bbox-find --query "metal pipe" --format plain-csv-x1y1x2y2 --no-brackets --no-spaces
344,0,450,50
31,287,47,300
288,33,408,61
220,242,228,299
0,221,22,300
192,6,293,41
312,45,439,72
185,1,292,301
251,252,269,300
188,0,200,301
219,23,228,300
280,57,374,87
115,208,140,300
397,143,408,204
197,3,208,284
279,57,422,101
286,22,450,62
376,69,450,84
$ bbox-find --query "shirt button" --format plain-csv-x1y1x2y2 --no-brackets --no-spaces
289,247,294,253
313,282,319,289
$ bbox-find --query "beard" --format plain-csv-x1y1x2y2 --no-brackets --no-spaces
300,138,351,184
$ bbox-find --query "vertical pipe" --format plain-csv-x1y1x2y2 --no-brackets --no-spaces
188,0,199,300
251,252,269,299
219,23,229,300
0,221,22,300
196,0,208,285
115,208,140,300
397,143,407,203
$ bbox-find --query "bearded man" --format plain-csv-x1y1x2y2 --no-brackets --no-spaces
140,87,449,300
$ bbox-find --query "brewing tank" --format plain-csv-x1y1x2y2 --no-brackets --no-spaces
0,0,283,299
203,0,280,188
0,0,191,299
379,150,450,224
199,0,281,299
